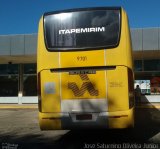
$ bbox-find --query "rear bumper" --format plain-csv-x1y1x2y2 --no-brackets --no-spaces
39,108,134,130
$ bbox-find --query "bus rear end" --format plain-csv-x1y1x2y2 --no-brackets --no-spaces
37,7,134,130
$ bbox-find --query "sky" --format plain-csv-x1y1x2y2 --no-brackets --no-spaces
0,0,160,35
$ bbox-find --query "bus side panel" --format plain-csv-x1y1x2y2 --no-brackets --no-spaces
39,70,62,130
41,70,61,113
107,66,129,112
107,66,134,128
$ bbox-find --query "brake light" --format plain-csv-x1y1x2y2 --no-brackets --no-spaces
128,68,135,108
37,72,42,112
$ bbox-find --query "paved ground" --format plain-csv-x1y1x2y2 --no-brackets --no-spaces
0,105,160,149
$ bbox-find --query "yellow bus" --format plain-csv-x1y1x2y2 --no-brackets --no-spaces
37,7,134,130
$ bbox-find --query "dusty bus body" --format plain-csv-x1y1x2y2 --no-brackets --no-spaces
37,7,134,130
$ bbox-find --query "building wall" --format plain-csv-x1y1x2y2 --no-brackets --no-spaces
131,28,160,51
0,34,37,55
0,34,37,64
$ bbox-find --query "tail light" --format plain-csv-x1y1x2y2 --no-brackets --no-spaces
37,72,42,112
128,68,135,109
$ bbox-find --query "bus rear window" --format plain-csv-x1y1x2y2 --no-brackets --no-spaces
44,8,121,51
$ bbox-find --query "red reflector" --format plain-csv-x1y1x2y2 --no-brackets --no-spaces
76,114,92,120
109,115,128,118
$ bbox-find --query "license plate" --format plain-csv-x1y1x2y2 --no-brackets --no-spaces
76,114,92,120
